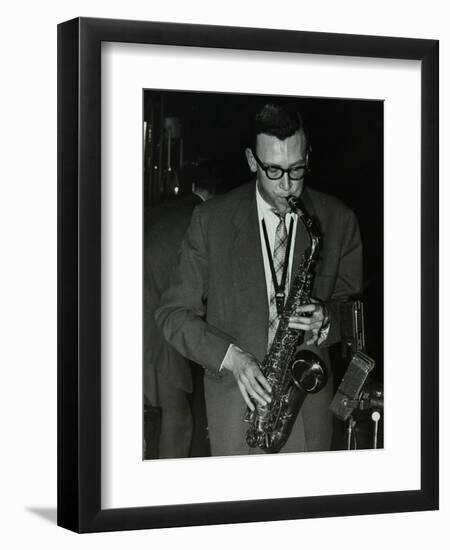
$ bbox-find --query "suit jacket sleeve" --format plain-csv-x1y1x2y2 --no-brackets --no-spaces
155,206,234,373
322,207,363,347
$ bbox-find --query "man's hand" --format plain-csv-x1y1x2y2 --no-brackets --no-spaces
288,298,329,345
221,345,272,411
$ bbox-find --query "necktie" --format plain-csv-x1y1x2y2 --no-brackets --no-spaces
268,212,288,346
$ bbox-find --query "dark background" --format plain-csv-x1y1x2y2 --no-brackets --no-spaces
143,90,384,449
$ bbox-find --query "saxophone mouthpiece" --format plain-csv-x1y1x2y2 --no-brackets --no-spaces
287,195,296,211
287,195,301,214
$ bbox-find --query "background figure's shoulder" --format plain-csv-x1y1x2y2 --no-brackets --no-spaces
145,195,201,244
193,181,255,222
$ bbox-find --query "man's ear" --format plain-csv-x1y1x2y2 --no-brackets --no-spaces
245,147,257,173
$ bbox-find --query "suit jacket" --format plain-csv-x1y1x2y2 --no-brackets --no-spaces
156,182,363,454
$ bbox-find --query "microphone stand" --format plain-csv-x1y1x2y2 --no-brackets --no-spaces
343,382,384,450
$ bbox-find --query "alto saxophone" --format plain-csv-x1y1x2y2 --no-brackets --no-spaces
245,195,328,453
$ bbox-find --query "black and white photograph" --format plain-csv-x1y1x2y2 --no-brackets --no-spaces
1,0,446,545
142,91,384,460
54,13,439,536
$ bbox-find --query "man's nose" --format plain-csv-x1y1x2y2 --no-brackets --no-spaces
279,172,292,191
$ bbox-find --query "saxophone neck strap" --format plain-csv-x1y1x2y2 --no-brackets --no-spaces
261,214,295,316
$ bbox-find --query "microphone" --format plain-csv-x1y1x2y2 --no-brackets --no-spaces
329,350,375,421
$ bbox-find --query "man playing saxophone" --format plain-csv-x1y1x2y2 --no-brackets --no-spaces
156,103,363,456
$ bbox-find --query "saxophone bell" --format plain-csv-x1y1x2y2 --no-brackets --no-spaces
291,350,328,393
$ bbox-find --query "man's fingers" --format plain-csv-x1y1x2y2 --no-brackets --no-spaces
247,379,271,405
237,381,255,411
228,348,273,408
295,303,324,321
241,373,271,405
255,372,272,394
241,364,271,399
288,318,320,343
247,386,269,407
288,319,310,331
290,315,318,323
289,319,321,332
296,303,316,314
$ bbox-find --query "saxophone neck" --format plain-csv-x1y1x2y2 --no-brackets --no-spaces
288,195,315,233
289,196,320,260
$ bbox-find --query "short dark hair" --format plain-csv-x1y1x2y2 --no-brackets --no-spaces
252,103,307,150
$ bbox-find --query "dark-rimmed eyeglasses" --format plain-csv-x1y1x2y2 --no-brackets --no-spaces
251,149,308,181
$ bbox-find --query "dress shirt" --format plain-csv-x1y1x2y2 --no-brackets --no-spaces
255,184,297,305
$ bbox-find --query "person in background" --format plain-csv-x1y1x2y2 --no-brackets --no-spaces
144,160,226,459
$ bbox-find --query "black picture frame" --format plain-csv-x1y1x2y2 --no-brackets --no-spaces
57,17,439,533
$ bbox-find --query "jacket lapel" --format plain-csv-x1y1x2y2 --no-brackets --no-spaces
230,184,269,358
